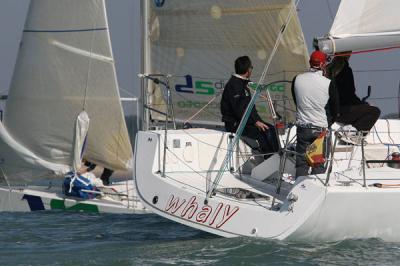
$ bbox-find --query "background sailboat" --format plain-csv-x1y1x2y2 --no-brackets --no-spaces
0,0,147,213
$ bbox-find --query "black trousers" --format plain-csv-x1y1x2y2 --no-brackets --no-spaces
337,104,380,131
100,168,114,185
224,122,279,155
296,127,330,177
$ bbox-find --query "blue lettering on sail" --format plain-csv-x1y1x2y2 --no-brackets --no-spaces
154,0,165,8
175,75,194,93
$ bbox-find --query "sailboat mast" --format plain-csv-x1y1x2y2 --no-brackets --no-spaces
140,0,151,131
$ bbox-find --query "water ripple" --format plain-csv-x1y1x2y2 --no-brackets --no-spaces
1,212,400,265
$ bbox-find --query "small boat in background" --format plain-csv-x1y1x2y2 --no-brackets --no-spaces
0,0,148,214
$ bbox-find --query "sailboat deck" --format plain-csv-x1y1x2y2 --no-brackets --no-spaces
327,166,400,188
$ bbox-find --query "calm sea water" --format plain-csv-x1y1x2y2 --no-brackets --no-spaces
1,212,400,266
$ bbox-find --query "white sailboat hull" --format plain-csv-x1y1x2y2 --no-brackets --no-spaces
0,180,149,214
134,126,400,241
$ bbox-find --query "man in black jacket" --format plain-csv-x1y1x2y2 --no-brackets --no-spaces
220,56,278,155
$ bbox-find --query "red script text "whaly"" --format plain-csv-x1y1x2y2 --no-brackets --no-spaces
165,195,239,228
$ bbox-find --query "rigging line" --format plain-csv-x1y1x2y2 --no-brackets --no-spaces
335,45,400,57
0,167,11,191
386,119,395,144
119,87,136,97
335,172,364,186
181,130,223,152
155,82,295,122
354,68,400,73
180,128,277,155
156,93,400,105
0,167,13,211
274,96,400,102
372,125,384,144
164,172,274,207
354,45,400,55
398,80,400,118
0,171,58,210
156,92,222,119
82,23,97,111
164,147,228,182
229,148,296,195
325,0,335,22
369,97,400,101
166,146,282,196
274,102,296,113
170,136,280,192
125,178,132,209
23,27,107,33
248,79,295,111
183,91,223,124
171,70,305,81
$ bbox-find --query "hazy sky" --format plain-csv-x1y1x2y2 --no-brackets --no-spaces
0,0,399,115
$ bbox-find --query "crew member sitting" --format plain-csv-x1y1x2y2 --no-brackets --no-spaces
220,55,279,157
80,159,114,186
327,52,380,136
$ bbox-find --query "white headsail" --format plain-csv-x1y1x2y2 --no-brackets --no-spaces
145,0,308,125
318,0,400,54
0,0,132,183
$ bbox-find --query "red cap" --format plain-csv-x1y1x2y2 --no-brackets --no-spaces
275,121,285,129
309,51,327,68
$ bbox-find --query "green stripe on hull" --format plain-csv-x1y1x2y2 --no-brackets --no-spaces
50,199,99,213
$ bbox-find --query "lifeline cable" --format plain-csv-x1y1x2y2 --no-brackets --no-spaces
164,144,294,202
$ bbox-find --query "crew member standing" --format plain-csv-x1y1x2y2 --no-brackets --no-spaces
221,55,279,156
292,51,339,177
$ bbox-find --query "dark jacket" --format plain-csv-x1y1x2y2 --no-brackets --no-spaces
220,75,261,132
328,60,362,106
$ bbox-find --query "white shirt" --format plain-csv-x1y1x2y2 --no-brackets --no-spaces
293,70,331,128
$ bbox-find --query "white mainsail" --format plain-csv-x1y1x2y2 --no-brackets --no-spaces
318,0,400,54
0,0,132,183
145,0,308,125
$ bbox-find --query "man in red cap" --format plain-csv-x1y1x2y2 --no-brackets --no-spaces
291,50,339,177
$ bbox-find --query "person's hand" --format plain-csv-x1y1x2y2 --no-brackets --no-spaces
255,121,269,132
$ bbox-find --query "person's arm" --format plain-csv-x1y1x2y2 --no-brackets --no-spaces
228,83,260,125
344,66,362,104
78,160,96,175
248,99,262,126
291,75,298,107
327,80,339,126
254,120,269,131
247,89,268,131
